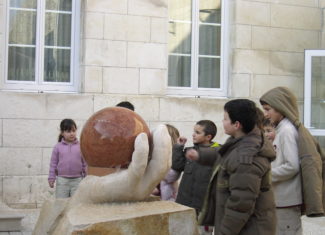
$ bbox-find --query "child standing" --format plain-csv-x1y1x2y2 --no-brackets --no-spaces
263,118,276,143
197,99,276,234
153,124,181,201
172,120,218,235
48,119,87,198
260,86,325,234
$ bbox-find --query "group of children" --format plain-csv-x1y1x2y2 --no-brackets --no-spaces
48,87,325,235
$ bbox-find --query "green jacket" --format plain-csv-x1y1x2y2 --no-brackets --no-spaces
261,86,325,216
172,142,219,212
199,128,276,235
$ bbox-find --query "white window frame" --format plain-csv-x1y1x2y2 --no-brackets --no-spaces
167,0,229,97
2,0,80,93
304,49,325,136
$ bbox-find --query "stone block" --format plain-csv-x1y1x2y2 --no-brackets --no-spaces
3,176,53,206
159,97,225,122
128,0,168,17
0,119,2,147
127,42,167,69
151,17,168,43
0,93,46,119
3,119,58,147
230,73,251,98
252,26,319,52
270,51,304,76
127,15,151,42
233,49,270,74
86,0,127,14
41,148,52,175
235,0,270,26
34,200,198,235
84,12,104,39
321,0,325,8
270,0,318,7
104,14,127,40
93,95,127,113
0,148,42,176
103,68,139,94
84,39,127,67
234,24,251,49
0,211,24,232
139,69,166,95
128,96,160,121
251,74,303,99
83,66,103,93
322,32,325,48
0,93,93,120
0,6,3,34
105,14,151,42
271,4,321,30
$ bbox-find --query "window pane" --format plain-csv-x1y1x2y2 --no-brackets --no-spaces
198,57,220,88
169,22,191,54
46,0,72,11
44,48,70,82
10,0,37,9
9,10,36,45
168,55,191,87
199,0,221,23
8,46,35,81
169,0,191,21
45,12,71,47
199,25,220,56
311,57,325,129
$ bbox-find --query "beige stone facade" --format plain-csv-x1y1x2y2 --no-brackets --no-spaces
0,0,324,207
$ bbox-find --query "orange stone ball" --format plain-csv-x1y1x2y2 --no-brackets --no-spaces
80,107,150,168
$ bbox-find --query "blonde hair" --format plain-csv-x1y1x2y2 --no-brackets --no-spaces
165,124,180,145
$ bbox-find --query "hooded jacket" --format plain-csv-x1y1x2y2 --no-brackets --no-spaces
199,128,276,235
260,86,325,216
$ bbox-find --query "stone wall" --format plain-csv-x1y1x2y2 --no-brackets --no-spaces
0,0,324,207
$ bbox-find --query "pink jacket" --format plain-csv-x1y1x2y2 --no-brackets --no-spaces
48,139,87,181
160,169,180,201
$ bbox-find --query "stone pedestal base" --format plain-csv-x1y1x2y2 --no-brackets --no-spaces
34,199,198,235
0,202,24,232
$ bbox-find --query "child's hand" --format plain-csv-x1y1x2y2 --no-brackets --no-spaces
48,180,55,188
185,148,199,161
177,137,187,145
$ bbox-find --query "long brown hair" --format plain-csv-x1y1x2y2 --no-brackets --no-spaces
165,124,180,145
58,119,77,142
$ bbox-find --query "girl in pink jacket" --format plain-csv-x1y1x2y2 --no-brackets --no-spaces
48,119,87,198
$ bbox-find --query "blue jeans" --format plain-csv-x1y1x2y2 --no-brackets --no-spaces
55,177,82,198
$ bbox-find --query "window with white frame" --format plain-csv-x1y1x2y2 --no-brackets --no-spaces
304,49,325,148
167,0,228,97
3,0,80,92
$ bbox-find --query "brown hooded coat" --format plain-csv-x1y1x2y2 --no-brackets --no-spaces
260,86,325,216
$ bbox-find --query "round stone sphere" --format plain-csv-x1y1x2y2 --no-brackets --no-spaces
80,107,150,168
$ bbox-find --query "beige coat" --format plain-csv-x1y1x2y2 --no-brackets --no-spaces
260,86,325,216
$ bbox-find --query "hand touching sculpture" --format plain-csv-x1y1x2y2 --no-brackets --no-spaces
69,124,172,208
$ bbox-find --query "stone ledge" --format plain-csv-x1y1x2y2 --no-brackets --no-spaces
34,199,198,235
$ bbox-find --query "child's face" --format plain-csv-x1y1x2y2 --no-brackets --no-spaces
62,128,77,143
222,111,238,137
262,104,284,125
264,126,276,142
192,124,211,144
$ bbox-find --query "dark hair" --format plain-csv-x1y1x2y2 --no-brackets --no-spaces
224,99,258,134
263,118,273,127
58,119,77,142
256,107,265,130
196,120,217,140
116,101,134,111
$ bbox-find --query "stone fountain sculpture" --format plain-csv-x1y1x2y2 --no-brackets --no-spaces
33,108,198,234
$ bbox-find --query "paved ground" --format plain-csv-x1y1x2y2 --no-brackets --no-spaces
1,209,325,234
